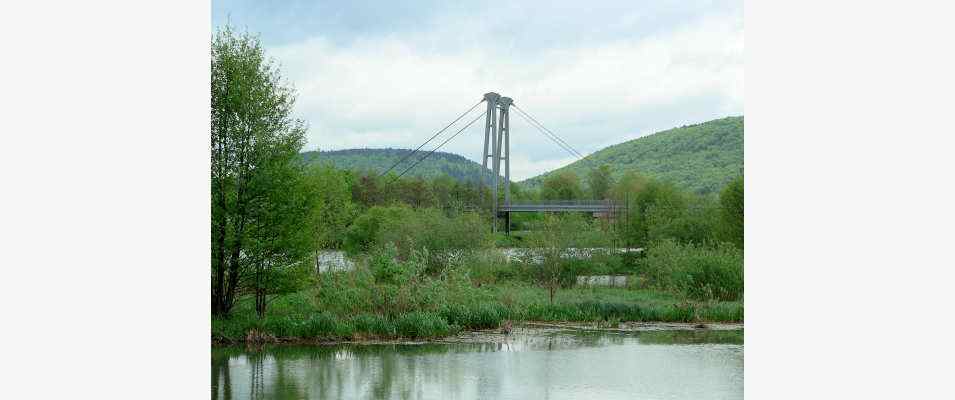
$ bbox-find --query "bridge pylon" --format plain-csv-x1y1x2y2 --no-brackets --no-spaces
481,92,513,233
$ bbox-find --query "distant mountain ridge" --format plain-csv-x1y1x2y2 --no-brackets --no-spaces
301,148,490,183
303,116,742,194
521,116,743,194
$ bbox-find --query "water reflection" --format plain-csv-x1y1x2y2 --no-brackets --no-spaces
212,328,743,400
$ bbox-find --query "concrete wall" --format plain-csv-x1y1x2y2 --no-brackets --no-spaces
315,251,355,273
576,275,630,288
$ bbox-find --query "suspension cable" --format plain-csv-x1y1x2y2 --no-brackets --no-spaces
512,104,609,175
392,109,487,182
512,106,582,161
513,104,585,159
378,98,486,177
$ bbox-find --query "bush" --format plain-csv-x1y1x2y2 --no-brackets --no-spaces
395,312,452,338
369,242,404,284
378,208,491,272
719,176,744,248
640,239,743,301
441,303,506,329
263,316,301,337
343,205,412,254
460,250,512,285
561,252,630,278
346,205,492,274
350,314,395,336
646,196,721,245
298,313,337,338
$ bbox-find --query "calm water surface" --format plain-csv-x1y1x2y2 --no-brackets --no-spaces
212,328,743,400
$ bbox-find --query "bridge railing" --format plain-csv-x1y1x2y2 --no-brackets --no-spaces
504,199,616,206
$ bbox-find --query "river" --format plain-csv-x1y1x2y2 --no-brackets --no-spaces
212,326,743,399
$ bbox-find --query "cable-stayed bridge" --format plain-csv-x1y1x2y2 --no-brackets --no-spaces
379,92,622,233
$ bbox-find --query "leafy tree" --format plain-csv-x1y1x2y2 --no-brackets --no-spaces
618,179,686,246
541,170,583,200
351,173,385,208
587,164,614,200
719,175,744,248
305,164,357,250
509,181,526,200
395,177,435,208
640,239,743,301
646,195,720,245
430,175,455,209
610,170,649,202
343,205,412,255
528,214,589,303
243,157,320,317
211,26,308,316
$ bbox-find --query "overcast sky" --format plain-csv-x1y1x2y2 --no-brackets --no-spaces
212,0,743,180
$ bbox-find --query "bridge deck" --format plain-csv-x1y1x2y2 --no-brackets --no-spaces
500,201,622,213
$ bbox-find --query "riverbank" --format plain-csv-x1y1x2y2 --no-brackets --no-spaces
212,283,742,345
213,320,743,347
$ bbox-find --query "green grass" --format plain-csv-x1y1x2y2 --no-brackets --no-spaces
213,282,742,343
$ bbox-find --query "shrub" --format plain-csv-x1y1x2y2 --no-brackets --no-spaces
379,208,492,272
300,313,341,338
350,314,395,336
560,252,630,279
441,303,506,329
262,316,301,337
395,312,451,338
346,205,492,274
719,176,744,248
313,266,378,315
646,197,721,245
459,250,513,285
343,205,413,255
681,254,744,301
369,242,405,284
641,239,743,301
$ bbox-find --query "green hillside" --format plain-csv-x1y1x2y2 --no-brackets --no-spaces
301,148,490,183
522,116,743,195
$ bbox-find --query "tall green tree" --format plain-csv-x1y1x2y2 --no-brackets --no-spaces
610,170,649,202
646,195,720,245
243,156,320,317
619,179,686,246
541,170,583,200
719,176,744,248
306,165,357,250
211,26,309,316
587,164,614,200
529,214,589,303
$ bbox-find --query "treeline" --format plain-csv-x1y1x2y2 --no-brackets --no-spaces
301,148,489,184
522,116,743,195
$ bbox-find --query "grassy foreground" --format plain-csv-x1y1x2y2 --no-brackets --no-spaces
212,282,742,344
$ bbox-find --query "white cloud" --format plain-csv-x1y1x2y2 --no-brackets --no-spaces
269,8,743,180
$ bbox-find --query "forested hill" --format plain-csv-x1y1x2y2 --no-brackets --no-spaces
522,116,743,195
301,148,490,183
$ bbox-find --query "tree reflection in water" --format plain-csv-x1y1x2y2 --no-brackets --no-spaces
211,328,743,400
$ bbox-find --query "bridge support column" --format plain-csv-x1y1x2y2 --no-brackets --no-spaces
481,92,513,234
498,97,512,210
482,92,501,233
505,211,511,236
